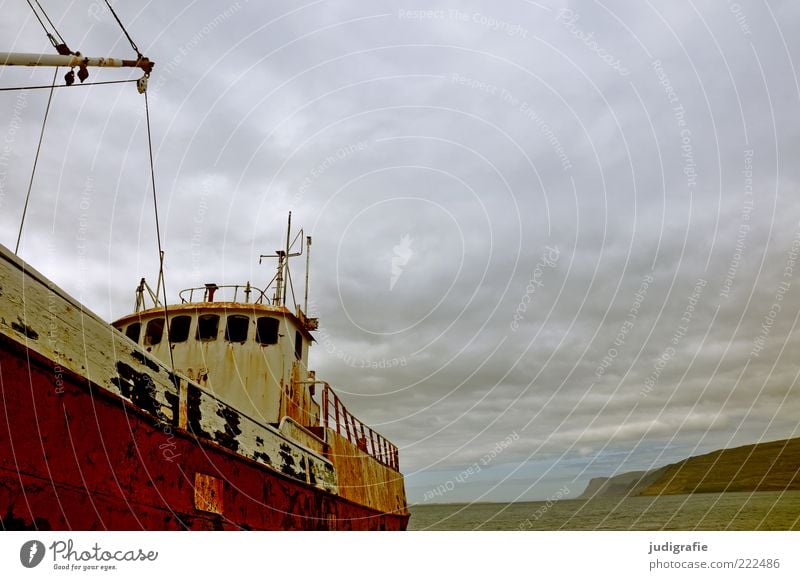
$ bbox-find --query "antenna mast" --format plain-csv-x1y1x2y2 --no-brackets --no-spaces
260,212,304,308
304,235,312,315
283,212,292,306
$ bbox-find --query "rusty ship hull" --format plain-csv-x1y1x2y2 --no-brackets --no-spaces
0,244,409,530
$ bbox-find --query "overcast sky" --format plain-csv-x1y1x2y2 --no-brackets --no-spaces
2,1,800,507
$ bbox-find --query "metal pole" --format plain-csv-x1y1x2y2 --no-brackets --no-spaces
304,235,312,315
0,52,154,73
273,255,283,306
282,212,291,306
370,429,378,459
344,409,353,444
322,385,328,430
334,395,341,435
357,421,365,450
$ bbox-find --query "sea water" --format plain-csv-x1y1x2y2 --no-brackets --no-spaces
408,491,800,530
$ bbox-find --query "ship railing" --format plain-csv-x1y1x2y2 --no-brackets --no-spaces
178,283,269,305
321,384,399,471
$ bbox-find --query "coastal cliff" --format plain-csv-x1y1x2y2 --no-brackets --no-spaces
579,469,666,499
580,437,800,498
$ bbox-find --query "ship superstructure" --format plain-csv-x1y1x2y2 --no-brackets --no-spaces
0,222,408,529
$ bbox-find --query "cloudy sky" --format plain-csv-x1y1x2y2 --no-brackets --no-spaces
2,0,800,506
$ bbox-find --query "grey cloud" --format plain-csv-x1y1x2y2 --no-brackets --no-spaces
2,0,800,502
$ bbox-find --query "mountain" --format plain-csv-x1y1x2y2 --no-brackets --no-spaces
579,437,800,499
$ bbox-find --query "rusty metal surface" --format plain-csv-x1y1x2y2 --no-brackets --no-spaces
278,417,327,455
113,303,316,428
0,334,408,530
322,429,408,515
322,385,399,471
177,283,269,305
117,301,315,340
0,52,154,72
194,474,224,514
0,243,336,495
0,241,408,528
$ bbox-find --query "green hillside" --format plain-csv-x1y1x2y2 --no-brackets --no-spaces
580,438,800,498
639,438,800,496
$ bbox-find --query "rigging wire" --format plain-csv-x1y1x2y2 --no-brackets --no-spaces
25,0,71,53
33,0,66,46
0,78,137,92
103,0,142,58
15,67,58,255
286,263,297,310
25,0,58,48
143,89,178,378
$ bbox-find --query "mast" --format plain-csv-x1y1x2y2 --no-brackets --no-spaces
0,53,153,73
0,53,154,91
282,212,292,306
304,235,312,315
3,2,154,88
273,251,286,306
260,213,305,308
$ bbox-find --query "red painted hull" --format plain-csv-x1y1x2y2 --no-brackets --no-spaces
0,335,409,530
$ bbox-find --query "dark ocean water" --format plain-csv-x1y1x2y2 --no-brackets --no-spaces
408,491,800,530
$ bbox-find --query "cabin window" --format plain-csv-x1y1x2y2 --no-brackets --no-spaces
196,314,219,341
125,322,141,343
143,318,164,346
256,317,279,345
225,315,250,343
169,315,192,343
294,331,303,360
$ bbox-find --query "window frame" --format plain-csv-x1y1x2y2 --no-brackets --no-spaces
125,322,142,343
225,314,250,343
169,315,192,343
196,314,220,342
143,318,164,346
256,316,280,346
294,330,303,360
